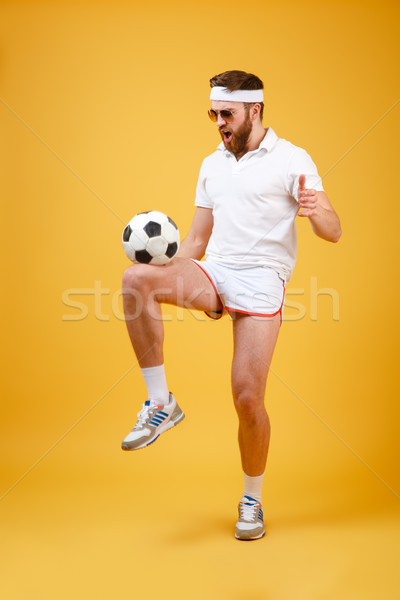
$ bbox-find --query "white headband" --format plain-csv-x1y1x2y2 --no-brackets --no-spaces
210,86,264,103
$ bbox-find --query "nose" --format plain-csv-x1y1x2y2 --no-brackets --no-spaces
216,113,226,127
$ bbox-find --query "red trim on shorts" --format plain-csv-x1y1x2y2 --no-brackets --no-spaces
226,306,281,317
190,259,225,320
280,280,286,326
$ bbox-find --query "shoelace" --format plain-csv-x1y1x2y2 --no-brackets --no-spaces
134,401,156,429
239,501,258,522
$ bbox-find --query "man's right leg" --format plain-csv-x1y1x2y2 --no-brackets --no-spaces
122,257,222,366
120,257,222,450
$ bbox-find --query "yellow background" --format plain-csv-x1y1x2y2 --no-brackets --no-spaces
1,1,399,598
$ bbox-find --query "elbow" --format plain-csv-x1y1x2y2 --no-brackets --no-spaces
331,215,342,243
330,225,342,244
190,234,208,257
334,219,342,242
178,233,208,260
331,226,342,243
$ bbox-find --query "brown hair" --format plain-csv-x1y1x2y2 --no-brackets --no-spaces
209,70,264,120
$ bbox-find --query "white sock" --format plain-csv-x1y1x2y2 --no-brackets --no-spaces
242,472,265,504
140,364,169,404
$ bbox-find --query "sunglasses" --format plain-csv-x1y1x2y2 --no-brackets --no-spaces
208,109,236,122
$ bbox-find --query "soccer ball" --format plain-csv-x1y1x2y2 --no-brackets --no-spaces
122,211,180,265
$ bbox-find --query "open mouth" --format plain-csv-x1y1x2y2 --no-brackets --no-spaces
221,130,232,143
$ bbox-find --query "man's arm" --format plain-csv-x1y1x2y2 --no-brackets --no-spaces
177,207,214,259
297,174,342,242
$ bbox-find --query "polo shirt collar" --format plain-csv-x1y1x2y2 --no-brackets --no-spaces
217,127,278,153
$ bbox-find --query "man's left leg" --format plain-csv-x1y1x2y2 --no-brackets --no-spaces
231,312,281,540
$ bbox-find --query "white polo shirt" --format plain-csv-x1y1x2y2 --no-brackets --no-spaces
194,127,324,283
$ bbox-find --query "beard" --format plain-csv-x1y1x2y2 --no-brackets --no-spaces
220,111,253,155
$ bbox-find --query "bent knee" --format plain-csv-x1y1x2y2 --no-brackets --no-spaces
122,264,154,291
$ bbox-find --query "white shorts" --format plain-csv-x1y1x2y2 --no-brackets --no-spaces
191,259,286,325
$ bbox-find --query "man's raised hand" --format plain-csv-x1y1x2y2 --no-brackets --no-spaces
297,174,318,218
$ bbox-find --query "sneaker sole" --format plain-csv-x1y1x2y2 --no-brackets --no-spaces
235,529,265,541
121,411,185,451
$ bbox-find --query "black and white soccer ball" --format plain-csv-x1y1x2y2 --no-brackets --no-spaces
122,211,180,265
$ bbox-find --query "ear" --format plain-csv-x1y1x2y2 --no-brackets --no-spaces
251,103,261,121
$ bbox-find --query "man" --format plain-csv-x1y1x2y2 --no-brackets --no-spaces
121,70,341,540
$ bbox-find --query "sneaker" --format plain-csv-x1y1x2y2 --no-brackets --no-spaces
235,496,265,540
121,392,185,451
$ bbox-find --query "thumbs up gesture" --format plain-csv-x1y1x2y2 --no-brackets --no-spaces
297,174,318,218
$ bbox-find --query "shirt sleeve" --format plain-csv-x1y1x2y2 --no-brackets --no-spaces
286,147,324,203
194,159,213,209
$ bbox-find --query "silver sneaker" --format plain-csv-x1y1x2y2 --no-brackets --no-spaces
121,393,185,451
235,496,265,540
